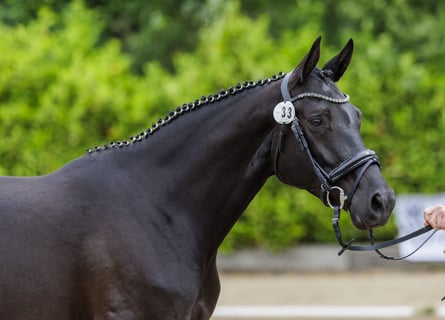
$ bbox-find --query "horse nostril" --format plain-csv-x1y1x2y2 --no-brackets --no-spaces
371,192,384,213
368,190,395,227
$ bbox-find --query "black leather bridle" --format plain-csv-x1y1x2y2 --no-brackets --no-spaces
274,71,436,260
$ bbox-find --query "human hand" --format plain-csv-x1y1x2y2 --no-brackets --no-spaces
424,205,445,230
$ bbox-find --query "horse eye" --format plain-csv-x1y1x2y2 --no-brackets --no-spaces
309,116,322,127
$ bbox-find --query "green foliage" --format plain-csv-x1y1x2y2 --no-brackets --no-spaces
1,0,444,251
0,0,227,72
0,2,151,175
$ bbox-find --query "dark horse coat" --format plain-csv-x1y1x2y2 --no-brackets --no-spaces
0,38,395,319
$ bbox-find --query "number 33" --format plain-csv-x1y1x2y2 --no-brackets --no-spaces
273,101,295,124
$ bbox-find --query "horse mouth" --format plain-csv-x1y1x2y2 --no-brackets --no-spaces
350,210,391,230
350,214,368,230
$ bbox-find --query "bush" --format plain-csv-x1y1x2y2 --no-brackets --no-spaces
0,2,152,175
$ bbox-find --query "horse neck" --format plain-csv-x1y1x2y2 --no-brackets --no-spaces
130,82,282,251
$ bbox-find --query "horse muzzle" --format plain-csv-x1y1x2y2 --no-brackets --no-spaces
349,185,395,230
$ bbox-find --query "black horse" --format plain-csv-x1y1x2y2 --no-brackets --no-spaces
0,38,395,319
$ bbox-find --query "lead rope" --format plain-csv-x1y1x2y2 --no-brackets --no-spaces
368,228,438,261
332,205,437,260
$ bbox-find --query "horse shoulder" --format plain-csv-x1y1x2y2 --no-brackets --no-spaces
78,219,217,319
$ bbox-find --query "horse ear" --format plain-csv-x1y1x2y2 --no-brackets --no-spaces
290,36,321,85
322,38,354,82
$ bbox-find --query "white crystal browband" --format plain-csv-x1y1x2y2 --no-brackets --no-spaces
290,92,350,104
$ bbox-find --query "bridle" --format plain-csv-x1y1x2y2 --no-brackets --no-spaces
275,72,381,213
273,71,436,260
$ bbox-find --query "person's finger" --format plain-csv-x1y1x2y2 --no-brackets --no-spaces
423,207,435,225
429,211,438,229
424,206,434,215
424,211,432,225
436,212,445,229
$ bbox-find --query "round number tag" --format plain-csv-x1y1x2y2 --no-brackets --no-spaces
273,101,295,124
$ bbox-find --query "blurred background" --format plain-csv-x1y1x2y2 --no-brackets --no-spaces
1,1,445,317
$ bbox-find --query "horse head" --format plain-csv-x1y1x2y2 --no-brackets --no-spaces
274,37,395,230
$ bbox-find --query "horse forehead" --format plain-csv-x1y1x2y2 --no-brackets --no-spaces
314,77,342,96
305,74,357,118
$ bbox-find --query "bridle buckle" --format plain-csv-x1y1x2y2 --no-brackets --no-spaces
326,186,347,209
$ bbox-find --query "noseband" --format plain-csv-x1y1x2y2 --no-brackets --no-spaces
274,72,436,260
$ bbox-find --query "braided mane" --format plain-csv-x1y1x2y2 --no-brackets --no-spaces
87,72,285,154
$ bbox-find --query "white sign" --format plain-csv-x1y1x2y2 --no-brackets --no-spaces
395,193,445,261
273,101,295,124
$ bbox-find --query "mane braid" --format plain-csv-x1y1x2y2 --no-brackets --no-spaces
86,72,286,154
